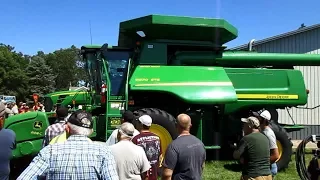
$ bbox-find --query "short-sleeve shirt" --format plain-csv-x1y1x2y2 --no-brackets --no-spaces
236,132,271,177
162,135,206,180
0,129,16,180
17,135,119,180
262,127,278,150
132,131,162,180
110,140,151,180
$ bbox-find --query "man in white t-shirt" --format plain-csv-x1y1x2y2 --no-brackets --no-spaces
253,110,280,179
110,122,151,180
106,110,140,146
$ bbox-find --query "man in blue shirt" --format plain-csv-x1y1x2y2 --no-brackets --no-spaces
0,102,16,180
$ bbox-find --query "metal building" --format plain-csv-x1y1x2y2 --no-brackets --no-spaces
231,24,320,140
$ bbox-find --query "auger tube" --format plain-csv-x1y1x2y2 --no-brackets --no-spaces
174,51,320,66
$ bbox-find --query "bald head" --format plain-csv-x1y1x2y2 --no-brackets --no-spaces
177,114,192,131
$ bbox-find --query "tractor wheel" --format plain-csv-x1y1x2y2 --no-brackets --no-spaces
270,121,293,171
133,108,178,175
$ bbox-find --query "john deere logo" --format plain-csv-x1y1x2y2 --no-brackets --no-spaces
33,121,43,129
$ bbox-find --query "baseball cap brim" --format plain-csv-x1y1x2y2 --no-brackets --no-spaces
241,118,249,123
252,111,260,117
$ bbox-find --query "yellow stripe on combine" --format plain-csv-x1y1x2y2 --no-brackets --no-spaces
237,94,299,100
134,82,233,87
51,92,88,97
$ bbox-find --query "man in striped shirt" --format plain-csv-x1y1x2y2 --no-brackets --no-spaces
42,107,69,147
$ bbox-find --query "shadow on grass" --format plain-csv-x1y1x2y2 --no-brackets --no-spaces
223,163,242,172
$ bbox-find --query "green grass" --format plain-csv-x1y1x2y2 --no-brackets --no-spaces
202,154,312,180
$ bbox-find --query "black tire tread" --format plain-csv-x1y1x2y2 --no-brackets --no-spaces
270,121,293,171
134,108,176,124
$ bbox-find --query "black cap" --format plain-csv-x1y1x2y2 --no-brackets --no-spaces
68,110,93,129
56,107,69,119
122,110,135,123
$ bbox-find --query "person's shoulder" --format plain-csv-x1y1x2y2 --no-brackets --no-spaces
132,134,140,141
134,129,140,134
134,143,146,153
149,132,160,138
264,127,276,135
110,129,118,135
93,141,113,152
2,128,16,136
46,123,60,130
252,132,269,141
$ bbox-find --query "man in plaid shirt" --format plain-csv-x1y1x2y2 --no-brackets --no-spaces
42,107,69,147
18,110,119,180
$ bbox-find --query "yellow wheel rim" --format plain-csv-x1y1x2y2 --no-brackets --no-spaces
149,124,173,167
276,140,283,162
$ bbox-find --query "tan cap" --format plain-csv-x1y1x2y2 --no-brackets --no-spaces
241,116,260,128
118,122,135,137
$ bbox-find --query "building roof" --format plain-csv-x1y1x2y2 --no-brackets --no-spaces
230,24,320,50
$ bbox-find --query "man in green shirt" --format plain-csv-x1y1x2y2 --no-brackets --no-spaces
233,116,272,180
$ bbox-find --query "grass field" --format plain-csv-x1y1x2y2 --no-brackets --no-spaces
12,150,313,180
202,153,312,180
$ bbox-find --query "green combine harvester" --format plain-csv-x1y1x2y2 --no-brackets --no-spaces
5,15,320,172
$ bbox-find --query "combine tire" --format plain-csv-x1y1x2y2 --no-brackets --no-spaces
270,121,293,171
133,108,178,176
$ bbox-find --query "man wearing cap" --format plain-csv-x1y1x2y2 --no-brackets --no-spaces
18,110,119,180
132,115,162,180
233,116,272,180
106,110,140,146
253,110,280,178
111,122,151,180
42,106,69,147
0,102,16,180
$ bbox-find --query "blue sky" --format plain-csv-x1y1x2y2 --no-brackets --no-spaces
1,0,319,55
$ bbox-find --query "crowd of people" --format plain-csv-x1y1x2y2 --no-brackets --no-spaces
0,102,282,180
0,100,46,117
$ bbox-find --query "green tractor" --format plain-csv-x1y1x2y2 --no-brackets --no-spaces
43,89,91,120
5,15,320,172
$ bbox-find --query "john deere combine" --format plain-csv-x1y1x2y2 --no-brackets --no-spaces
5,15,320,171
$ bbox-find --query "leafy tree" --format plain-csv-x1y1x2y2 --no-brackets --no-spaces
26,56,56,97
0,44,29,101
45,45,86,90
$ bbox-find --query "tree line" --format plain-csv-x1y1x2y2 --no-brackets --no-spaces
0,43,87,103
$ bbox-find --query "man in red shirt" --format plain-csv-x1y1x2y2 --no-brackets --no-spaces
132,115,162,180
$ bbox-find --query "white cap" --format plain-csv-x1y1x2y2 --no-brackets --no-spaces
138,115,152,126
253,110,271,121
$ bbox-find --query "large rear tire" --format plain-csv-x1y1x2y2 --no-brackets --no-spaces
270,121,293,171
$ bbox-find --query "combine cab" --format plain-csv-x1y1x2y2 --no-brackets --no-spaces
6,15,320,172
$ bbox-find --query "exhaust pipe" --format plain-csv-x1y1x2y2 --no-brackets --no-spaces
247,39,255,51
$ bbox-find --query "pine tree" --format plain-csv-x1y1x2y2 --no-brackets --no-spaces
26,56,56,97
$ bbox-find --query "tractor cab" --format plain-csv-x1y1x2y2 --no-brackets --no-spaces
81,45,136,140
